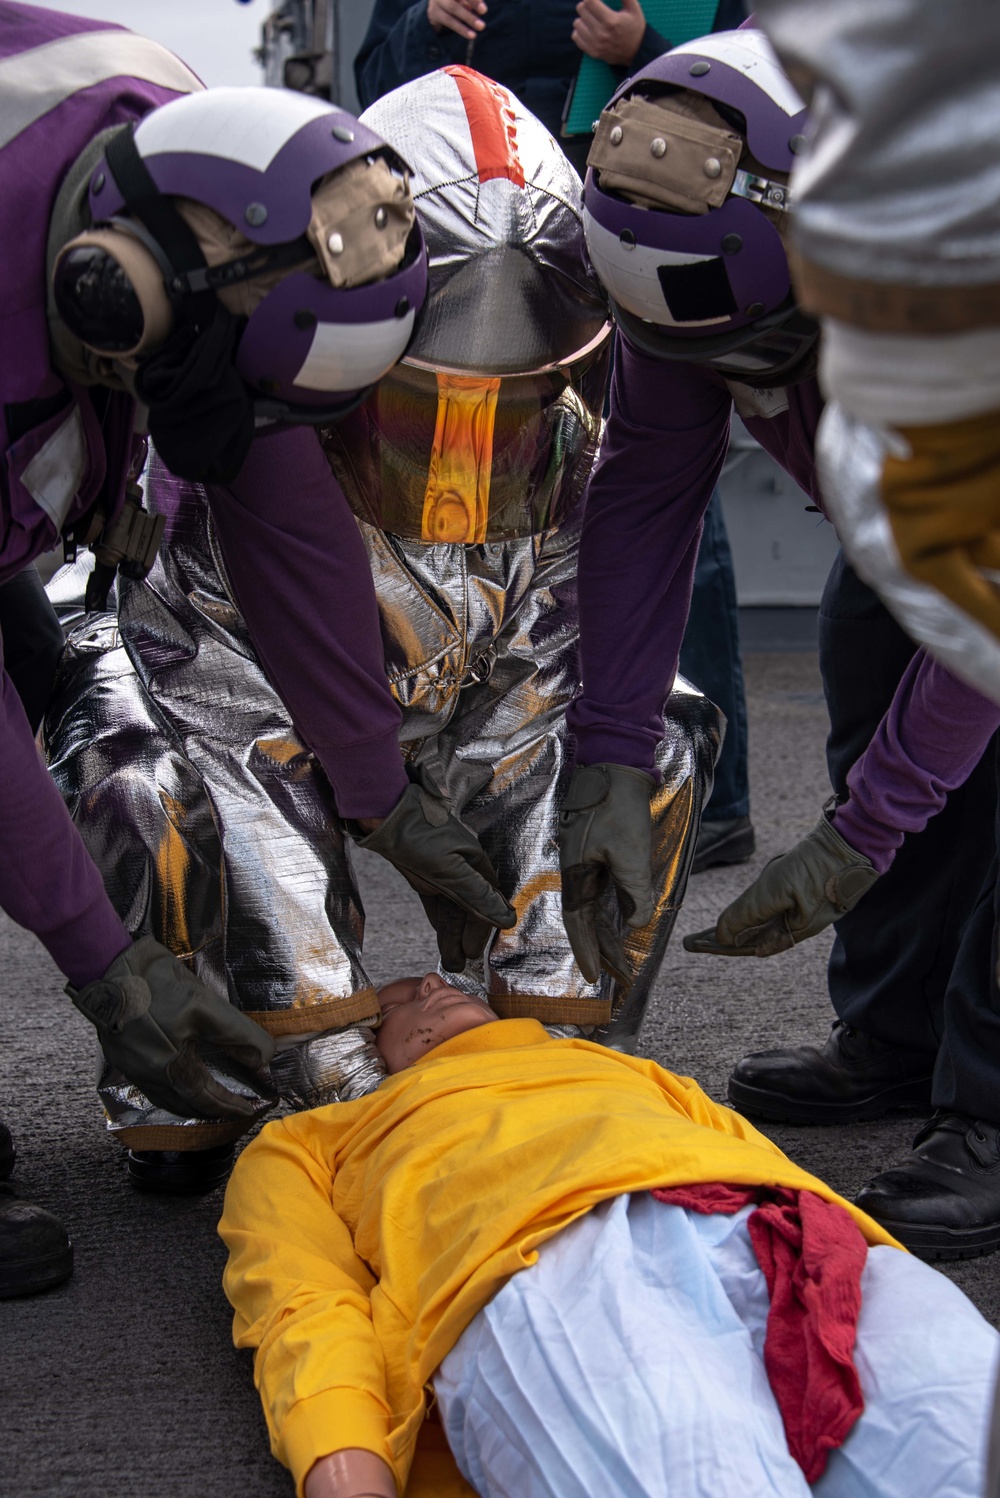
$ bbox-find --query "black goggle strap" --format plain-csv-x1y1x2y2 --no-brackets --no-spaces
104,125,214,320
184,235,315,295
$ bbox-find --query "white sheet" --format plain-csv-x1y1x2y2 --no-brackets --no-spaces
434,1192,999,1498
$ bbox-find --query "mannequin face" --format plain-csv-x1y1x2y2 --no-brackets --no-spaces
376,973,498,1074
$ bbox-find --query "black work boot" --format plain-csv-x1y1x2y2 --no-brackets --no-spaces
728,1020,934,1124
0,1115,14,1180
856,1113,1000,1261
691,816,756,874
0,1119,74,1299
127,1145,235,1195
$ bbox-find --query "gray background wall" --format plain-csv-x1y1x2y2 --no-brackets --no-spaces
335,0,376,110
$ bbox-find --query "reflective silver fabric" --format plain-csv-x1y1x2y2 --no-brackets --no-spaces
758,0,1000,292
360,508,717,1050
44,460,718,1144
361,69,610,375
817,402,1000,706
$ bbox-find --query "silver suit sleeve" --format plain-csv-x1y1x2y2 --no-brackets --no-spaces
758,0,1000,293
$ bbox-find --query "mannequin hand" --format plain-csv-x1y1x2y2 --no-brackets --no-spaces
572,0,646,66
304,1449,397,1498
683,815,878,958
350,779,515,972
559,762,655,986
68,936,275,1117
428,0,486,41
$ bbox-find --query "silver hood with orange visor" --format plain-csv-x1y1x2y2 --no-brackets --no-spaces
322,66,613,544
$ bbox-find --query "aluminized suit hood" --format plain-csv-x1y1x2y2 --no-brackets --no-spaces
361,66,610,376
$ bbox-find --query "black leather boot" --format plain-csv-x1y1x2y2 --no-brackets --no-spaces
855,1112,1000,1261
127,1144,235,1195
691,816,756,874
0,1119,73,1298
728,1020,935,1123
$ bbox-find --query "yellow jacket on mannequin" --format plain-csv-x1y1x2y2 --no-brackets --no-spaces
219,1020,897,1497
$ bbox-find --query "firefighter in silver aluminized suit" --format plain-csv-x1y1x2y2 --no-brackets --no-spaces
44,66,718,1176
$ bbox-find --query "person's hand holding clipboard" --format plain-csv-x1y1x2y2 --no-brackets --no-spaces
563,0,720,138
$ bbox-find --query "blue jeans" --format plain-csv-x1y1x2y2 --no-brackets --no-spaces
678,490,749,821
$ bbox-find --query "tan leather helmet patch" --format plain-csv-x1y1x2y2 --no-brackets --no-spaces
588,94,742,215
308,156,415,290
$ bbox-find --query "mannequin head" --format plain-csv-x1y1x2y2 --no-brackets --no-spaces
376,973,498,1074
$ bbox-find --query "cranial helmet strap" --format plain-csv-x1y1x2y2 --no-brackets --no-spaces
104,125,214,322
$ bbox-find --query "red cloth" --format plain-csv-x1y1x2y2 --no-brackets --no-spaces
651,1183,867,1482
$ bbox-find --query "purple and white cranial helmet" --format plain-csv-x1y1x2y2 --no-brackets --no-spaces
85,86,428,418
583,28,817,384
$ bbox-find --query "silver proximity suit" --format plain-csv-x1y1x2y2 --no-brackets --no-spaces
43,69,719,1150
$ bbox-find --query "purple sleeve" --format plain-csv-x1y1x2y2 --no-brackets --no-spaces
567,339,732,774
0,650,129,987
833,651,1000,872
205,427,408,821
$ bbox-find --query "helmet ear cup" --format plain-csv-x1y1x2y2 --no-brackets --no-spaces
53,229,173,358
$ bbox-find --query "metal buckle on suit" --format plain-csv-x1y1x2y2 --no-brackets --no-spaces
462,643,497,687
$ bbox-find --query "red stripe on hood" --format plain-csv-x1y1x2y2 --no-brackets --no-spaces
444,65,525,187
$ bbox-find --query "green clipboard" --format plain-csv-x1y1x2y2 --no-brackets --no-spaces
562,0,720,138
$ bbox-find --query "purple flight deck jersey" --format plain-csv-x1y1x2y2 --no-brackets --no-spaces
0,5,408,984
568,338,1000,872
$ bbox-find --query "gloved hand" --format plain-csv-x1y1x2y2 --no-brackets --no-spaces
559,762,655,987
68,935,276,1118
882,409,1000,641
351,779,515,972
683,814,878,958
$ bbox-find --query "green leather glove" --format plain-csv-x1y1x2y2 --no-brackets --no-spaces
69,936,276,1118
559,762,655,987
684,814,878,958
352,780,516,972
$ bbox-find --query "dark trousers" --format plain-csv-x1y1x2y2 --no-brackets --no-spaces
820,552,1000,1120
679,489,750,821
0,565,64,734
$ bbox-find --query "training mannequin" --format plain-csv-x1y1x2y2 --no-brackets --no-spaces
220,975,999,1498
